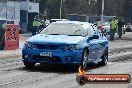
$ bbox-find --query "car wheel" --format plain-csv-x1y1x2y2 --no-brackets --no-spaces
23,62,36,69
108,32,110,35
81,49,88,69
123,31,125,34
98,49,108,66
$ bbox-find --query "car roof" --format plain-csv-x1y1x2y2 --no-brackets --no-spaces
52,21,91,28
53,21,89,25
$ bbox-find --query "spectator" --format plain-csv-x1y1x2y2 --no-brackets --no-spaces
110,17,117,40
32,18,39,36
117,18,124,38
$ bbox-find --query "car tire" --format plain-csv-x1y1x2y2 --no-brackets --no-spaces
123,31,125,34
98,49,108,66
23,62,36,69
81,49,88,70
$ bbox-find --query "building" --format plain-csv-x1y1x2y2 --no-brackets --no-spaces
125,0,132,23
0,0,40,33
20,0,40,33
0,0,20,29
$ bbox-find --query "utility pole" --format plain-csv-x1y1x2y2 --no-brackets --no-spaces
6,0,8,24
60,0,62,19
101,0,104,24
14,1,15,24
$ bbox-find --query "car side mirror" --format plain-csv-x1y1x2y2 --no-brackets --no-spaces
93,23,97,27
90,35,99,39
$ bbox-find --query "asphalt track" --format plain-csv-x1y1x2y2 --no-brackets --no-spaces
0,32,132,88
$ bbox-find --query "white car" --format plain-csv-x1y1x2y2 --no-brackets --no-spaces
120,25,126,34
94,21,110,34
102,22,110,35
102,22,126,35
126,24,132,32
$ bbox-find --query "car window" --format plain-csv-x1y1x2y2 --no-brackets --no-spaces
90,25,98,35
89,26,94,35
40,23,88,36
89,25,103,38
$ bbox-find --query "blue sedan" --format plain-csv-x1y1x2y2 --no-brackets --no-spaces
22,21,108,69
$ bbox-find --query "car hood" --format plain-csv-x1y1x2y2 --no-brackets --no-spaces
102,26,110,29
27,34,85,44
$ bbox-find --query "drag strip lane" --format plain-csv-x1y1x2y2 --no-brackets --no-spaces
0,46,132,88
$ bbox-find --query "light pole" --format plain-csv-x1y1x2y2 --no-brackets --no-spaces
101,0,104,24
14,1,16,24
60,0,62,19
6,0,8,24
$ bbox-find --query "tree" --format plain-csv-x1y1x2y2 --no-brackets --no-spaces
122,0,132,23
96,0,102,16
39,0,131,22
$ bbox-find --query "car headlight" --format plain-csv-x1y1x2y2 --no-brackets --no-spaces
61,45,80,51
23,42,36,49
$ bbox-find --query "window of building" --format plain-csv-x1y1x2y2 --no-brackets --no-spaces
29,0,39,3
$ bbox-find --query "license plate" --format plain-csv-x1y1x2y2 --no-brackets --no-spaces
40,52,52,57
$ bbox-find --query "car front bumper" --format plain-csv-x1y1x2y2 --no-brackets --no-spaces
22,49,83,65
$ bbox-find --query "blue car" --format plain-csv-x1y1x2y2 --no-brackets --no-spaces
22,21,108,69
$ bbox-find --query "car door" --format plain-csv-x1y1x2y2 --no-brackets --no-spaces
97,31,107,58
87,26,101,61
88,39,99,60
95,30,105,58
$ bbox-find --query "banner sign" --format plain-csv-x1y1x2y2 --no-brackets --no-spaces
5,24,19,50
76,66,131,85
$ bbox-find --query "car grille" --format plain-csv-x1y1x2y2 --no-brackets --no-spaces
33,55,61,62
34,44,60,50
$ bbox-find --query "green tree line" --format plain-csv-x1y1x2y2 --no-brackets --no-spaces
39,0,131,21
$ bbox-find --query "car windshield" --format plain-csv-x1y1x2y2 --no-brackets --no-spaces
102,22,110,26
40,23,88,36
95,21,110,26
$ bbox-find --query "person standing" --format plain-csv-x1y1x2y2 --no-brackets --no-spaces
117,18,124,38
110,17,117,40
32,18,39,36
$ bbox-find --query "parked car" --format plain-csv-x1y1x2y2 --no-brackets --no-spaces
94,21,103,32
94,21,110,35
22,21,108,69
121,25,127,34
126,24,132,32
96,21,126,35
102,22,110,35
